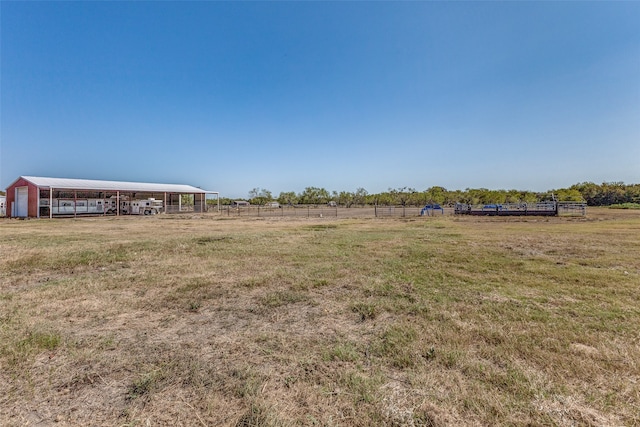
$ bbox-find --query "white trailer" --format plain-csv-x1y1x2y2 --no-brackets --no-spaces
120,198,163,215
39,196,119,216
43,198,114,215
37,196,163,216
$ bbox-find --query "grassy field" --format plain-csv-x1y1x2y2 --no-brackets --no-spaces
1,209,639,426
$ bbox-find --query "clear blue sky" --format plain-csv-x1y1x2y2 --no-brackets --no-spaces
1,1,639,198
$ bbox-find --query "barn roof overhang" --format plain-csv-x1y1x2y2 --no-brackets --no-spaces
10,176,218,195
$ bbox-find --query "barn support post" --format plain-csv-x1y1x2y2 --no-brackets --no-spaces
49,188,53,219
74,190,77,218
117,191,120,216
164,192,167,214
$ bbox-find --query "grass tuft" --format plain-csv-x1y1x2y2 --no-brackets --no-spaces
351,301,378,321
126,369,165,401
235,402,271,427
323,341,360,362
20,330,61,351
260,290,308,307
373,325,418,368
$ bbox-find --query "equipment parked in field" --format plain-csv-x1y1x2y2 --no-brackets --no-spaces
421,204,444,216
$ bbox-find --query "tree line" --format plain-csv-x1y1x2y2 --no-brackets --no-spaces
210,182,640,207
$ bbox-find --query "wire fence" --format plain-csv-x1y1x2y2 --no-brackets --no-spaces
217,202,586,218
218,205,453,218
221,205,340,218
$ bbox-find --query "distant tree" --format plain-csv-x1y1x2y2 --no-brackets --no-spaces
505,189,522,204
364,193,378,205
374,191,393,206
354,188,368,207
299,187,330,205
424,186,446,205
181,194,194,206
277,191,298,206
569,182,640,206
600,182,626,205
231,182,640,209
446,189,465,206
464,188,484,205
554,188,584,202
248,188,260,199
248,188,272,205
388,187,416,206
626,184,640,204
571,182,601,205
338,191,354,207
208,197,232,206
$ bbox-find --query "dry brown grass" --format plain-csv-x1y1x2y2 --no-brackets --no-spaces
1,208,639,426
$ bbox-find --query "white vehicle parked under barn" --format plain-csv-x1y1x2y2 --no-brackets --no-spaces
44,198,117,215
120,198,163,215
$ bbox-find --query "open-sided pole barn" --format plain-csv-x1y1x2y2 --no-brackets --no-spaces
5,176,219,218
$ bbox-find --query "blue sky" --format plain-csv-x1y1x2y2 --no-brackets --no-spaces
1,1,638,198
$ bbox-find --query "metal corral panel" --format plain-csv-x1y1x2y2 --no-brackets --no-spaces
19,176,214,194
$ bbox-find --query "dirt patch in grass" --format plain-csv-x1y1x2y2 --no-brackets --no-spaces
1,211,638,425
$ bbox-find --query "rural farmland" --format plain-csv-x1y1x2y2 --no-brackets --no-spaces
1,209,639,426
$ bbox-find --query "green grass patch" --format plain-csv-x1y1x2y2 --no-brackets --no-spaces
373,324,418,368
260,290,309,307
20,330,61,351
609,203,640,209
323,341,360,362
127,368,166,401
351,302,379,321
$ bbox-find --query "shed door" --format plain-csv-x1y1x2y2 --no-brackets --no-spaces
15,186,28,217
